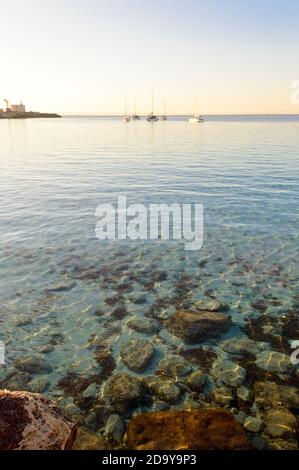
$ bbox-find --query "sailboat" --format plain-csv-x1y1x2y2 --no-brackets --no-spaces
161,97,167,121
132,98,141,120
123,92,131,122
188,96,204,122
189,115,204,123
147,90,159,122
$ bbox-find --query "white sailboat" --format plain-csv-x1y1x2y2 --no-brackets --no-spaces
147,90,159,122
123,92,131,122
132,98,141,120
188,96,204,122
189,115,204,123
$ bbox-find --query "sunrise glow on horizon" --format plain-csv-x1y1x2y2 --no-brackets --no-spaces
1,0,299,115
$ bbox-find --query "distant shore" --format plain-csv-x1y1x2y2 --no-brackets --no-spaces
0,112,61,119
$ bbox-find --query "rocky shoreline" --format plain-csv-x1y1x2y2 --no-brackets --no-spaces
1,294,298,450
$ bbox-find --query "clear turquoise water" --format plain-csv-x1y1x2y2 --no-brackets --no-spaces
0,116,298,406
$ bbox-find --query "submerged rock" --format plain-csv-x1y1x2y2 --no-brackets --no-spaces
27,377,49,393
72,427,110,450
254,381,299,409
126,317,160,334
237,386,251,402
1,371,32,391
157,355,192,378
47,282,76,292
251,436,267,450
104,373,142,409
220,335,266,356
37,344,55,354
15,315,33,326
243,416,262,433
82,383,98,399
120,338,154,373
0,390,77,450
194,299,227,312
14,355,52,374
212,358,246,387
264,407,296,438
185,370,208,392
165,310,232,344
211,385,233,406
126,409,251,450
104,414,125,443
143,376,181,403
255,351,291,373
268,439,298,450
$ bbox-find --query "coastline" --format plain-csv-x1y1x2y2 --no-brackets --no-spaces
0,112,61,119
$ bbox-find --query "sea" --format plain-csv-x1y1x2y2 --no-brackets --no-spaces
0,115,298,444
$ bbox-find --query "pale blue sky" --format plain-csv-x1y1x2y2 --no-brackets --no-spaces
1,0,299,114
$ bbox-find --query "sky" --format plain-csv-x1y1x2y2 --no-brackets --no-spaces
1,0,299,114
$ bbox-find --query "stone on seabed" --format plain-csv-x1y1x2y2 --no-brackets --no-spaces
165,310,231,344
212,358,246,387
254,381,299,409
255,351,291,374
72,427,110,450
142,376,181,403
126,409,251,450
157,354,192,378
120,338,154,373
104,373,142,406
0,390,77,450
126,316,160,334
194,299,226,312
14,355,53,374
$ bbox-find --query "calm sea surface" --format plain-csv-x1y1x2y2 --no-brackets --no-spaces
0,116,298,428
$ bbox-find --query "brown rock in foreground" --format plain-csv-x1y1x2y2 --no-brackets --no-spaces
126,409,251,450
0,390,77,450
165,310,232,344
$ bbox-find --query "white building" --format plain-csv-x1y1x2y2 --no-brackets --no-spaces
10,102,26,113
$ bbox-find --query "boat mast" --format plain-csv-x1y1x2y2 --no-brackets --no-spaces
151,89,154,114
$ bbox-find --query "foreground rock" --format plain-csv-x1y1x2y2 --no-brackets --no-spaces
0,390,77,450
166,310,231,343
120,338,154,372
126,409,251,450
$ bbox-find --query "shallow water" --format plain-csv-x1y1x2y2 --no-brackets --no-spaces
0,116,299,445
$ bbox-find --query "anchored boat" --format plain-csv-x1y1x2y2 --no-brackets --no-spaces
147,90,159,122
189,114,204,123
